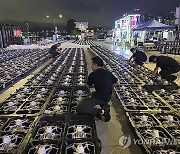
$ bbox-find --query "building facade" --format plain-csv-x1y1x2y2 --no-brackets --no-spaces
113,14,141,44
0,24,23,48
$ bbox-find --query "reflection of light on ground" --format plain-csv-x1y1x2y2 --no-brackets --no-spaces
95,41,133,58
111,44,121,51
113,49,132,59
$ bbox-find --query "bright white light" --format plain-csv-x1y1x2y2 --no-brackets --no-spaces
59,14,63,18
46,16,50,18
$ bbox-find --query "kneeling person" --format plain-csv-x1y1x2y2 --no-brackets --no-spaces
49,43,62,58
129,47,147,66
149,55,180,81
76,56,118,122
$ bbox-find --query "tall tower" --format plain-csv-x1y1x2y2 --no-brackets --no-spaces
24,20,29,38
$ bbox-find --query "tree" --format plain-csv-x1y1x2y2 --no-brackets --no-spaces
24,20,29,38
71,29,81,36
66,19,76,35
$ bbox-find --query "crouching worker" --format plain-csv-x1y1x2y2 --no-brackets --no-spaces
149,55,180,82
49,43,62,58
128,47,147,66
76,56,118,122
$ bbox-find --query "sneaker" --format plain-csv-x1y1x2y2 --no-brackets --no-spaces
174,76,180,83
94,114,103,121
176,75,180,81
94,109,103,121
102,105,111,122
103,116,111,122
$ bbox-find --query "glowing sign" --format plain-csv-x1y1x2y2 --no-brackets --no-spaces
13,29,22,37
130,15,140,27
115,14,141,29
120,18,127,29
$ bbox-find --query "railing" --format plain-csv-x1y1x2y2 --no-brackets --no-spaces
158,40,180,55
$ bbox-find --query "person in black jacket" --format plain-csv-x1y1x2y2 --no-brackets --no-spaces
49,43,61,58
149,55,180,81
76,56,118,122
128,47,147,65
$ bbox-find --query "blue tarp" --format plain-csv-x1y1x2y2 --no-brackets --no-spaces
133,19,175,31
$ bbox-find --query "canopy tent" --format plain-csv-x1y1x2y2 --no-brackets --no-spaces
133,19,175,31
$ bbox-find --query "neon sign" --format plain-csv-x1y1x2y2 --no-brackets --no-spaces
13,29,22,37
115,14,140,29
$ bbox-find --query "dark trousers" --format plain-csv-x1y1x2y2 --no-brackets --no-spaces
76,93,109,115
160,67,180,81
49,51,59,58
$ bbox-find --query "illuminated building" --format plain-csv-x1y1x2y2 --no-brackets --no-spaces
113,14,141,45
0,24,23,48
74,22,88,31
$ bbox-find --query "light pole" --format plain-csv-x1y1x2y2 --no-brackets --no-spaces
46,14,63,34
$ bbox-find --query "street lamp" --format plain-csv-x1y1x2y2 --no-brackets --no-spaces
46,14,63,34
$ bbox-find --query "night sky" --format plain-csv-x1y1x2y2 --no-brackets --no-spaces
0,0,179,27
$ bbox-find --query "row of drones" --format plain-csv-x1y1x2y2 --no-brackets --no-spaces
0,47,101,154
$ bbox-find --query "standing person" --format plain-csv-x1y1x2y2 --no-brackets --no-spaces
76,36,79,41
49,43,61,58
134,34,138,45
76,56,118,122
149,55,180,81
128,47,147,66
